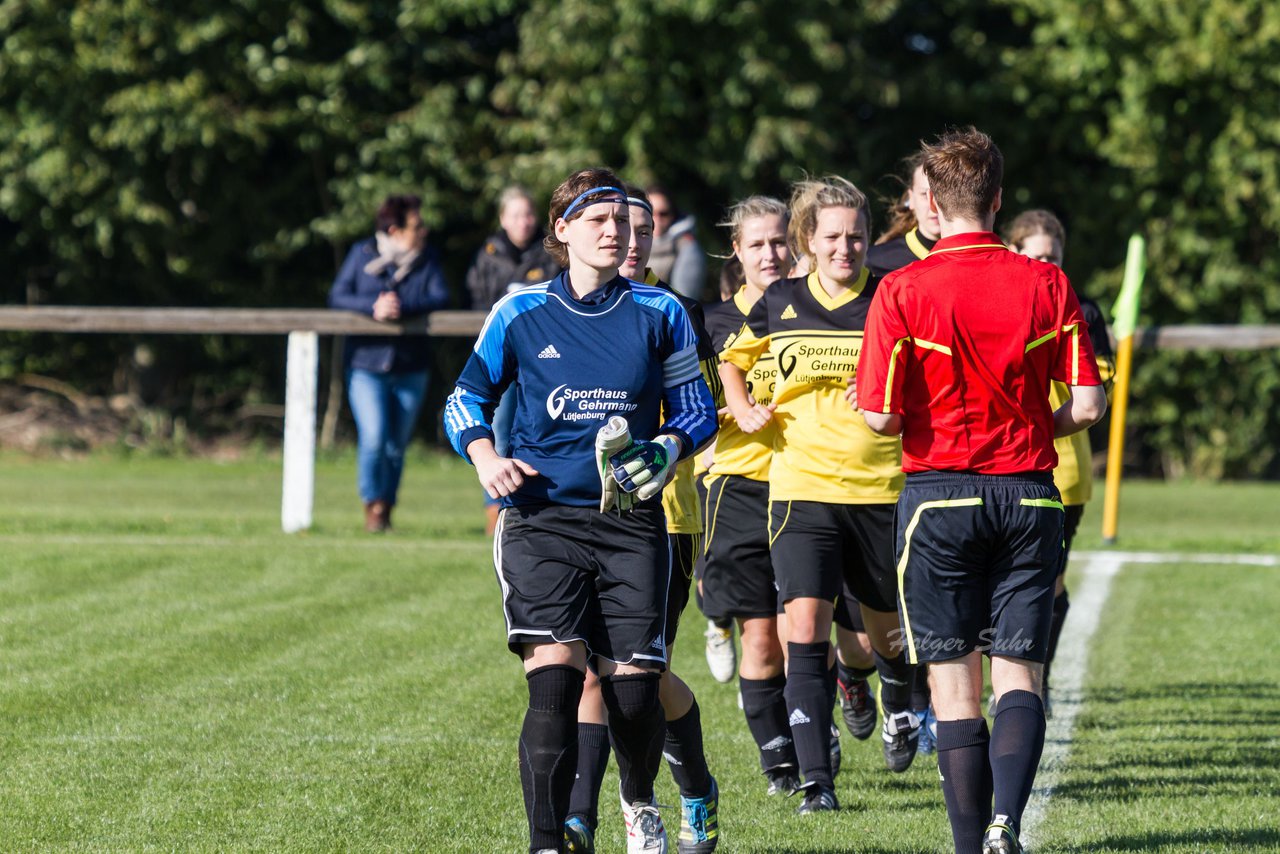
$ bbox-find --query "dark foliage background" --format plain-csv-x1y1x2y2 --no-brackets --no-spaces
2,0,1276,475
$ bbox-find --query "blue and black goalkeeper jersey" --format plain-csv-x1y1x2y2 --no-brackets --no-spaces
444,272,718,508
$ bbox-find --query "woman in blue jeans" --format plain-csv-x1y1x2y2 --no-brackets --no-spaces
328,193,451,531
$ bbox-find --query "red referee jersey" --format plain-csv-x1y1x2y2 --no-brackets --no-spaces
857,231,1103,475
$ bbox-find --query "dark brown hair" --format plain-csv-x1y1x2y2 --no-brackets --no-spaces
921,127,1003,222
375,194,422,233
543,167,624,266
718,256,743,300
1004,209,1066,254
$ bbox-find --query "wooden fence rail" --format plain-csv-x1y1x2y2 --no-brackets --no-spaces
1,306,1277,532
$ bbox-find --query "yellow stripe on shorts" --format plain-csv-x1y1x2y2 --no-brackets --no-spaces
896,498,984,665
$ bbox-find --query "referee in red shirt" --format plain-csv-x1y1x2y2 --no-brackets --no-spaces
856,128,1107,854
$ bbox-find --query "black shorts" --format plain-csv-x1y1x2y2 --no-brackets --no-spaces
701,475,777,621
1060,504,1085,572
693,473,710,584
770,501,898,613
833,579,866,632
495,503,670,668
666,532,699,647
895,472,1063,666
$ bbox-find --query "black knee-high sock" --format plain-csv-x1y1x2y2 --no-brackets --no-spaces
836,658,876,688
664,699,712,797
784,641,834,788
1044,591,1070,688
825,657,838,711
739,674,796,771
567,722,610,830
910,663,932,711
936,718,993,854
990,690,1046,837
601,672,665,805
873,648,913,714
520,665,585,852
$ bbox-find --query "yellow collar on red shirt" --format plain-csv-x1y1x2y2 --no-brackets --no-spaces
927,231,1010,257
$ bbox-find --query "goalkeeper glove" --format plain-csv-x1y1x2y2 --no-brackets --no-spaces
595,416,636,513
608,434,682,502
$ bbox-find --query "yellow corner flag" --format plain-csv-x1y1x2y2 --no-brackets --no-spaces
1101,234,1147,544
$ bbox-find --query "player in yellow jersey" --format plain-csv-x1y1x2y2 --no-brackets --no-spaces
702,195,810,795
1005,210,1115,717
565,186,722,854
720,177,918,814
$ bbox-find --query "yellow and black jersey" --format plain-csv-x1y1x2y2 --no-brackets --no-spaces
703,286,776,481
1051,295,1116,505
720,271,904,504
866,227,936,278
645,270,723,533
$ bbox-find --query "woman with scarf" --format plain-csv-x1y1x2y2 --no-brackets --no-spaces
328,193,451,532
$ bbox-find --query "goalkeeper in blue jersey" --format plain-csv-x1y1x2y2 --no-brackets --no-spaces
444,167,717,854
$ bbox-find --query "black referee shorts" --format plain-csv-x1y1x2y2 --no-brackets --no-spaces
666,531,700,647
1060,503,1085,573
770,500,898,613
701,475,777,621
895,472,1064,666
495,503,670,668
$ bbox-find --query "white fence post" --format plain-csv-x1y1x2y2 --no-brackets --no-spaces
282,331,318,533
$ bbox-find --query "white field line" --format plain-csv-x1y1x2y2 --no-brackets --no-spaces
0,533,484,550
1074,549,1280,567
1021,548,1278,849
1021,552,1125,848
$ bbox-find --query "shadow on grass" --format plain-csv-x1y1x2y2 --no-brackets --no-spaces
1052,826,1280,852
1044,678,1280,845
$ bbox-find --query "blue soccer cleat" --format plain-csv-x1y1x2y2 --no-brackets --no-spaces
564,815,595,853
677,775,719,853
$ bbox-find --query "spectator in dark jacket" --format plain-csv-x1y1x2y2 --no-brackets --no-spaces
466,186,562,310
328,193,450,532
647,184,707,302
466,186,562,534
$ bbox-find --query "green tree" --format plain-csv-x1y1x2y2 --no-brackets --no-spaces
998,0,1280,477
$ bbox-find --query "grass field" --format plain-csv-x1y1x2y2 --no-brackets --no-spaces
0,450,1277,852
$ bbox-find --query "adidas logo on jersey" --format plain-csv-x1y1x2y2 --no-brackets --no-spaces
780,304,798,320
538,344,561,359
788,708,811,727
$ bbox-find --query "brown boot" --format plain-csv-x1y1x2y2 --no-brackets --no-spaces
485,504,501,537
364,501,388,533
379,502,394,532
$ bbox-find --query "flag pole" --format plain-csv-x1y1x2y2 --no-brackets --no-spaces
1101,233,1146,545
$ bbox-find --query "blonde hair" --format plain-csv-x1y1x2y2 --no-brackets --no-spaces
788,175,871,253
718,195,789,246
498,185,535,217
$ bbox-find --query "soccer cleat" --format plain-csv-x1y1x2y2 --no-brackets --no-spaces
981,816,1023,853
837,675,877,740
829,723,842,779
677,775,719,853
764,765,802,796
622,794,668,853
564,816,595,853
916,706,937,756
704,621,736,683
794,782,840,815
882,709,922,773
